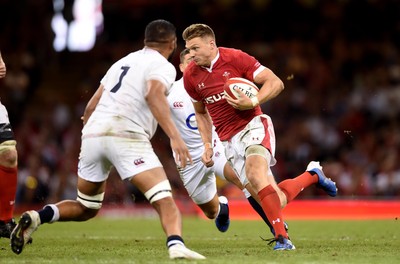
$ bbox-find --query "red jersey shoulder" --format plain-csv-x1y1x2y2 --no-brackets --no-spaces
218,47,260,82
218,47,244,63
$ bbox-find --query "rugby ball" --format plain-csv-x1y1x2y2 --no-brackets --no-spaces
224,77,259,100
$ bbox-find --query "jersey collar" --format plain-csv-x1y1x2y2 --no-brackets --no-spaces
201,50,220,73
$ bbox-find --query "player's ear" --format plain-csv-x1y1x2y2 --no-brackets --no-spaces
170,37,177,49
179,63,185,73
209,40,216,48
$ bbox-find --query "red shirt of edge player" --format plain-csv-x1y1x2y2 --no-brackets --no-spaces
182,23,337,250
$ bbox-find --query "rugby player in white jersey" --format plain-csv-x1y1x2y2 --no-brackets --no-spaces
168,49,283,235
10,20,205,260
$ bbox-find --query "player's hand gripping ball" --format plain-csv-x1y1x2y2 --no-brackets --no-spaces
223,77,259,99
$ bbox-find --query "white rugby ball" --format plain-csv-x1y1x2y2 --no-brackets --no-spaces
223,77,259,100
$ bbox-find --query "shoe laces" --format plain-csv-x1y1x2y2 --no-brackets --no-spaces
260,235,285,246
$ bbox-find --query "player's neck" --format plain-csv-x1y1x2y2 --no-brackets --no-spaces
202,51,219,69
144,46,170,60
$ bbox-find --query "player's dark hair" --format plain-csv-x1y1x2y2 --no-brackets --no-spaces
182,24,215,42
144,19,176,45
179,49,190,63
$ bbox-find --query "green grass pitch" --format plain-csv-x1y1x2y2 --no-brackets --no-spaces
1,216,399,263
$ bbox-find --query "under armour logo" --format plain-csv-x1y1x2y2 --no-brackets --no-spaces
134,158,145,166
197,83,205,89
272,218,281,224
252,137,259,141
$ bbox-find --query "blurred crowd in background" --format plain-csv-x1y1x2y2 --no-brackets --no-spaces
0,0,399,208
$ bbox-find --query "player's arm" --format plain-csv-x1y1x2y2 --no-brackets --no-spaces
253,67,284,105
0,52,6,79
193,100,214,167
146,79,192,168
82,84,104,125
226,67,284,110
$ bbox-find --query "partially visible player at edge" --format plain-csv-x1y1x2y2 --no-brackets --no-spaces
168,49,283,235
182,24,338,250
10,19,206,260
0,51,19,241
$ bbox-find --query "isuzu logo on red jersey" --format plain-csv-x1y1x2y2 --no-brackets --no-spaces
204,92,225,104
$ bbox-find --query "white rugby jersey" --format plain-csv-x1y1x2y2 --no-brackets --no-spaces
0,102,10,124
82,48,176,140
168,78,219,162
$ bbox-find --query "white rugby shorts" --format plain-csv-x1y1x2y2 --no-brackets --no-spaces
222,114,277,185
178,138,227,205
78,137,162,182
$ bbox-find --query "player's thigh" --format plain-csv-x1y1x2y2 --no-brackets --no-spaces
242,114,276,160
223,114,277,185
78,137,113,182
129,167,168,194
180,161,217,205
223,163,243,189
212,139,228,179
77,176,106,196
110,138,163,181
245,154,276,190
197,194,220,218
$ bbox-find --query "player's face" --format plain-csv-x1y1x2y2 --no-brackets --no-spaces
179,53,193,73
185,36,215,67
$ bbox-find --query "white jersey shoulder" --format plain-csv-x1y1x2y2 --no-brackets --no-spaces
83,48,176,139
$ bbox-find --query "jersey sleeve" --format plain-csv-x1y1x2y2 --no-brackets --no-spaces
183,70,201,102
236,49,265,82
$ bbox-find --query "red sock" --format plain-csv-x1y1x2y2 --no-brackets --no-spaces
258,185,286,238
0,165,17,222
278,172,318,203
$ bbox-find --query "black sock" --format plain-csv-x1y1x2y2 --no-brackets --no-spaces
166,235,184,248
247,196,274,234
38,205,55,224
218,203,229,219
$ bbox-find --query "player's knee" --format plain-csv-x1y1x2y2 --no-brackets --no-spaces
277,191,287,208
0,140,18,167
81,207,100,220
223,164,243,189
144,180,172,204
76,190,104,214
199,198,219,219
245,145,271,179
204,208,219,219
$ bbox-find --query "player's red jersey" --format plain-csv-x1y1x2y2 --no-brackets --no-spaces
184,47,263,141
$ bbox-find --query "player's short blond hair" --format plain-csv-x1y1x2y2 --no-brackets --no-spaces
182,24,215,42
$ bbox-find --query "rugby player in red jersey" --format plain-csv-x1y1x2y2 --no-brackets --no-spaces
182,23,338,250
